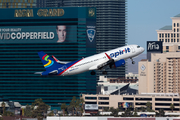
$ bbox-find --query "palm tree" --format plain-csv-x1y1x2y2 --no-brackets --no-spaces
170,103,174,112
75,99,80,116
1,102,5,115
70,96,76,116
80,98,84,116
146,102,152,112
61,103,67,116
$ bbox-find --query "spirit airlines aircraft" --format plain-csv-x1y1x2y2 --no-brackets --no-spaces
35,45,144,76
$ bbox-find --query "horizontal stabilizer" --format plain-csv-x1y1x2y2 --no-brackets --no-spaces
34,72,43,75
52,55,69,64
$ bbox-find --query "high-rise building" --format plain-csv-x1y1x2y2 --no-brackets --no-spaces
0,7,96,110
139,52,180,94
156,13,180,52
39,0,127,78
139,13,180,94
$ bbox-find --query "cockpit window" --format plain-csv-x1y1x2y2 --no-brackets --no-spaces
137,46,140,48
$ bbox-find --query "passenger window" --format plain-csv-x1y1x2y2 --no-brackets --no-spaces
137,46,140,48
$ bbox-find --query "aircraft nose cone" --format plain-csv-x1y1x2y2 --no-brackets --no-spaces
141,47,145,52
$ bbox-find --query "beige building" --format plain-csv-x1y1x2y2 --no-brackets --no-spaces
156,13,180,52
82,93,180,112
139,52,180,94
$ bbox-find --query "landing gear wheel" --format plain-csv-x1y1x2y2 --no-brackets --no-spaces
102,71,107,75
91,71,96,75
130,58,135,64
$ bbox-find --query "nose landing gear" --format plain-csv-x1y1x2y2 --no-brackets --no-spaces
130,58,135,64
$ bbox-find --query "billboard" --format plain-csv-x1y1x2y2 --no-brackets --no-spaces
85,104,98,110
147,41,163,53
0,25,77,43
118,102,133,108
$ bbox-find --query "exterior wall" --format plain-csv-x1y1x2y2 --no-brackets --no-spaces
0,0,37,8
83,94,180,112
138,60,148,93
139,52,180,95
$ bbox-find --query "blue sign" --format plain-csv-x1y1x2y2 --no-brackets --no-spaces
87,28,96,42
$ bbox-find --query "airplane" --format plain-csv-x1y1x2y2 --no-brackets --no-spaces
35,44,144,76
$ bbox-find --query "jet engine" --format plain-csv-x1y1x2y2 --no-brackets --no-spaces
110,59,125,68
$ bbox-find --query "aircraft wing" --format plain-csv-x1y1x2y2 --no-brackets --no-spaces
89,53,115,70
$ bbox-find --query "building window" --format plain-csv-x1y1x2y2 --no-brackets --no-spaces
174,23,176,27
159,34,161,38
162,34,164,38
98,102,109,105
98,97,109,100
174,39,176,42
171,33,173,37
159,39,161,41
177,29,179,32
178,39,179,42
165,34,167,37
174,34,176,37
174,29,176,32
177,34,179,37
168,39,170,42
162,39,164,42
177,23,179,27
166,46,169,49
165,39,167,42
171,39,173,42
168,33,170,37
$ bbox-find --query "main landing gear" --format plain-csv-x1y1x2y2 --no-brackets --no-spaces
130,58,135,64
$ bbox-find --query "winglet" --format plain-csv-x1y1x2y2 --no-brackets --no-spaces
105,53,111,59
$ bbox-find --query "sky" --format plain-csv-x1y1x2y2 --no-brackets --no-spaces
127,0,180,53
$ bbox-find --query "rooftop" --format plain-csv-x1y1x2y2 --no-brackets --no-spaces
159,25,172,30
174,13,180,17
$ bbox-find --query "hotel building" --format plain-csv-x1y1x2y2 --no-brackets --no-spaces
139,13,180,94
157,13,180,52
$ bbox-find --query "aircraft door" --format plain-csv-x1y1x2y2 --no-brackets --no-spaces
130,46,135,53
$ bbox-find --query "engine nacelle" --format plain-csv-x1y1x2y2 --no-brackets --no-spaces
110,59,125,68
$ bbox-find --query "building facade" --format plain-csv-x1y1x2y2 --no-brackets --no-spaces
39,0,127,78
97,76,138,95
139,52,180,94
0,0,37,8
156,13,180,52
0,7,96,110
82,93,180,112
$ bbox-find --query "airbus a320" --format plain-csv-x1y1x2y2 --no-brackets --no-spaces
35,45,144,76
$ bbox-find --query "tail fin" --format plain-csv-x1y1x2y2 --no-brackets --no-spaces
38,51,60,71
